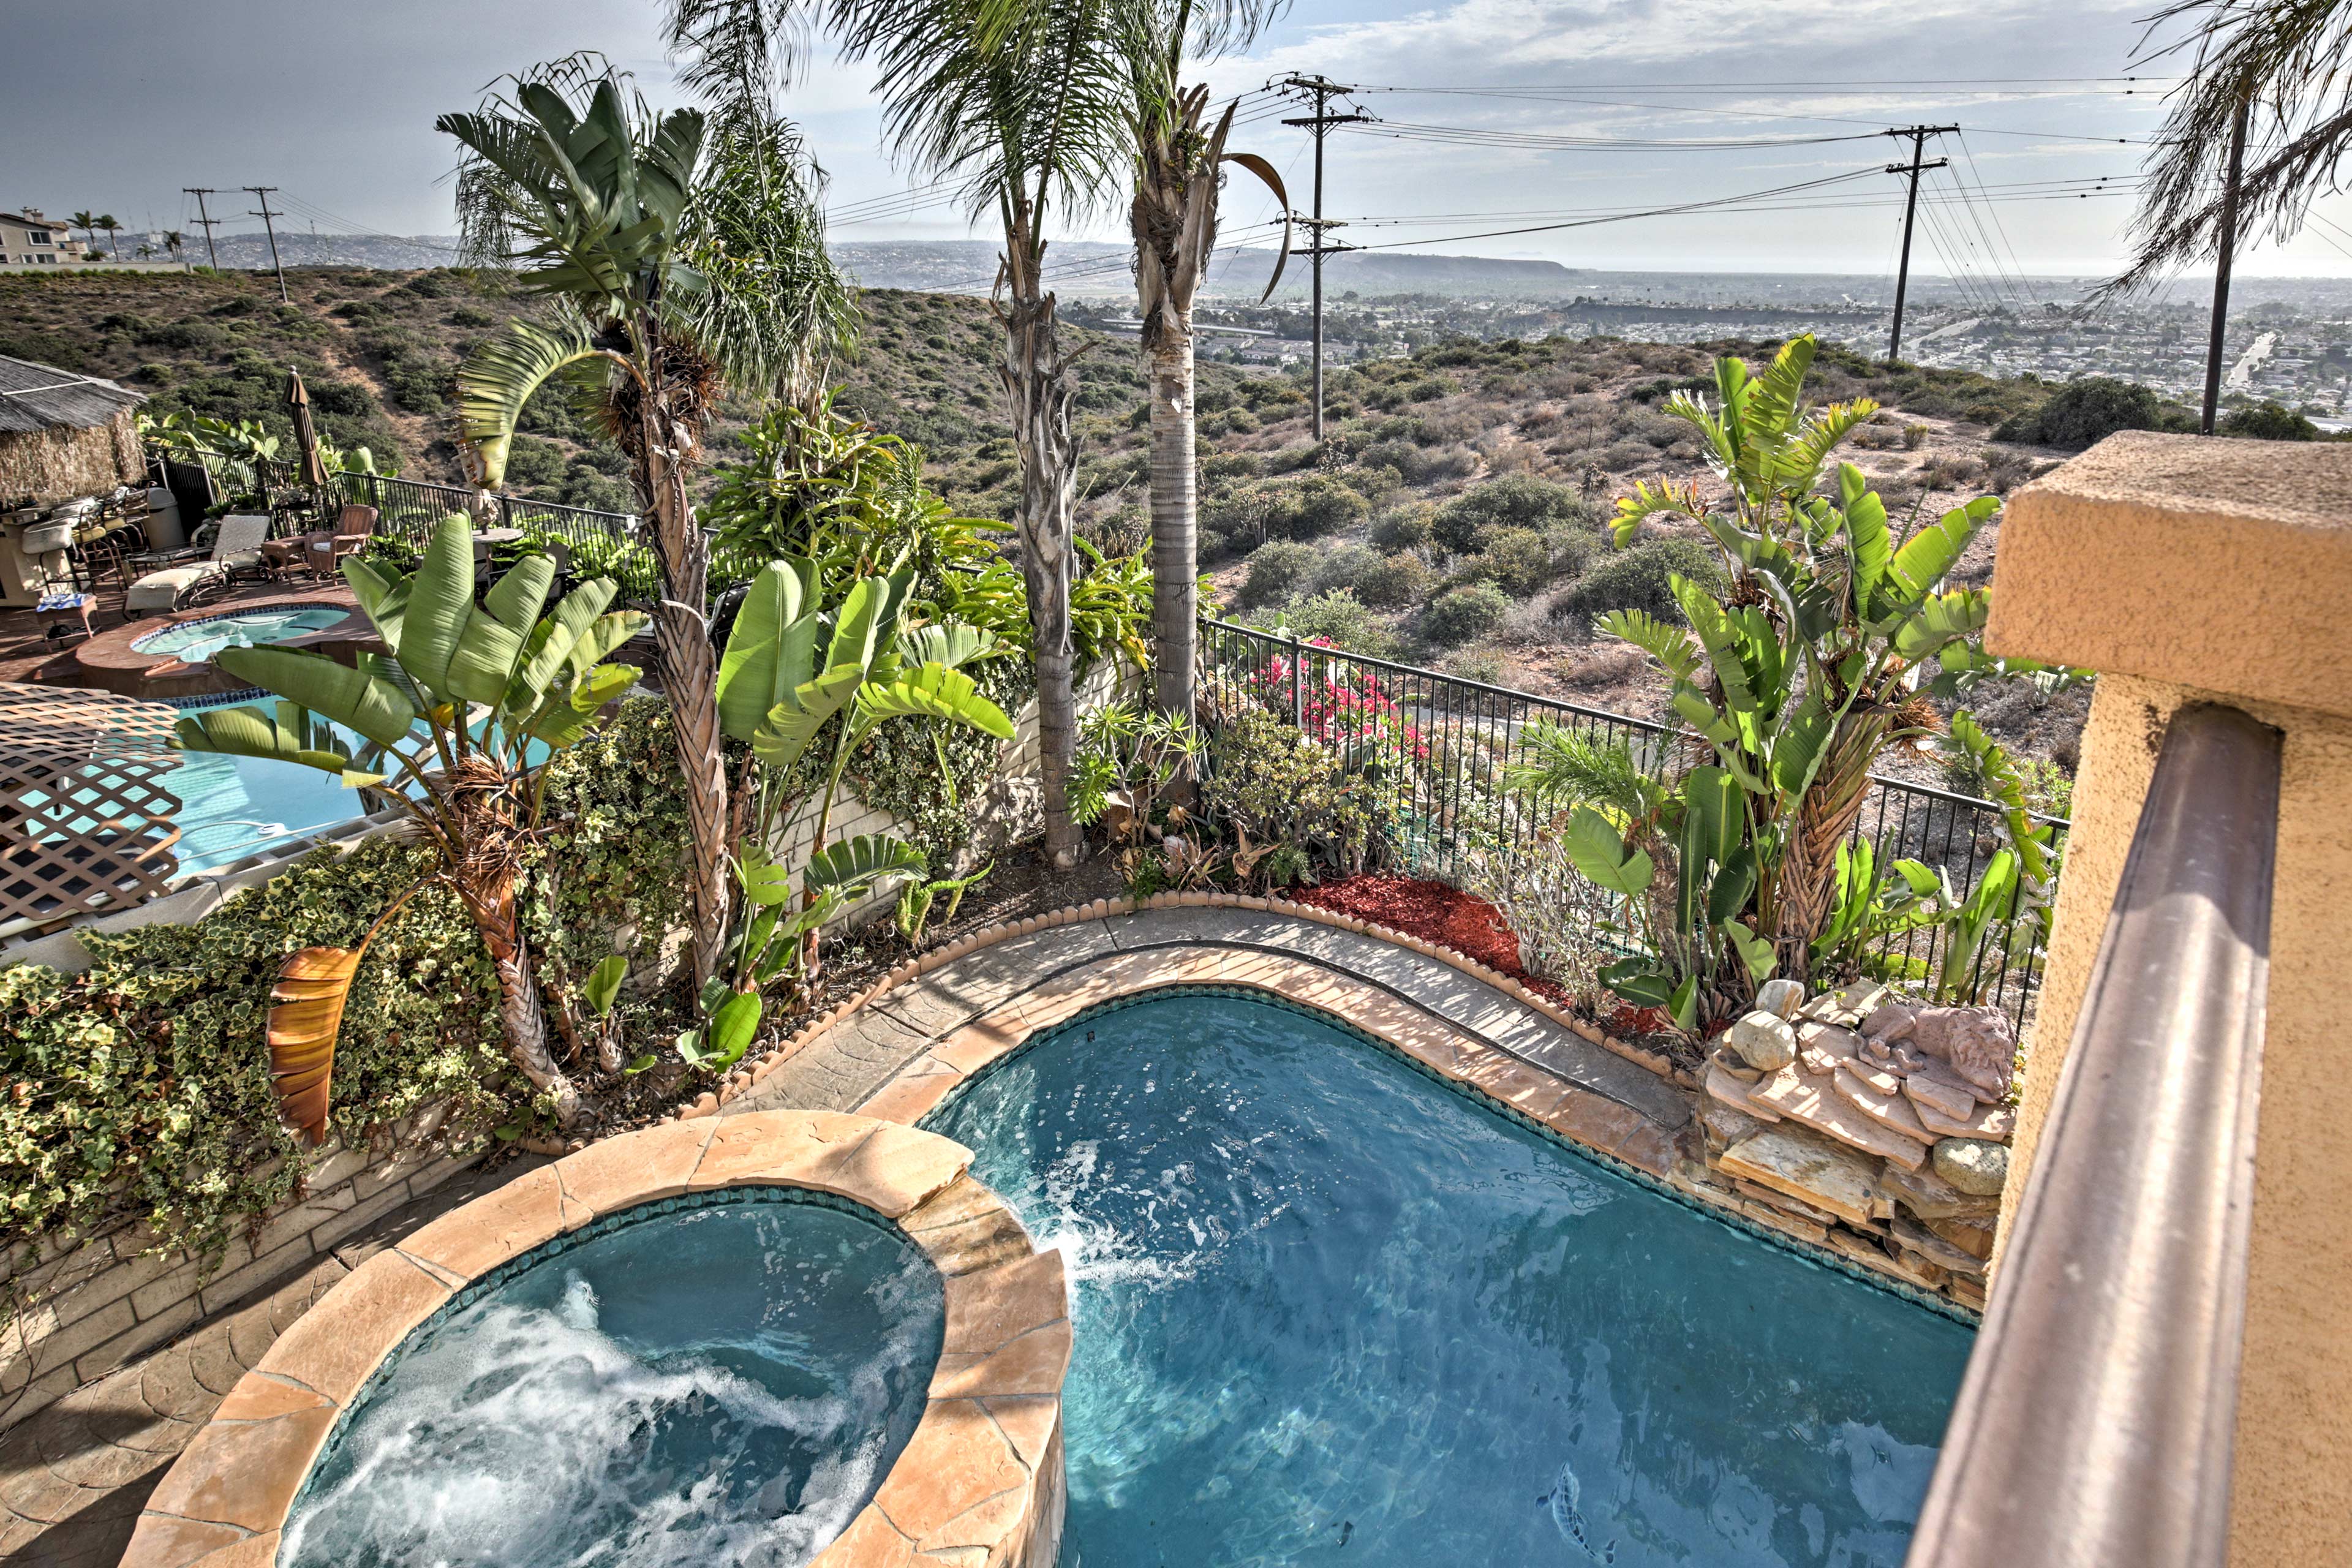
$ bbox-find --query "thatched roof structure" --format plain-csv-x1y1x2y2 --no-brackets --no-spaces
0,356,143,435
0,355,146,505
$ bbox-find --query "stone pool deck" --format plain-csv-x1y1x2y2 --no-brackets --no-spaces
0,900,1701,1566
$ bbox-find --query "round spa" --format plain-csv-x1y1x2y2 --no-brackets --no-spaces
121,1114,1069,1568
129,605,355,666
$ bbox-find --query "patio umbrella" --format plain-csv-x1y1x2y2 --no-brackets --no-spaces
285,369,330,493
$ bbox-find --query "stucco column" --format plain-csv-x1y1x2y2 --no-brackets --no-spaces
1984,431,2352,1568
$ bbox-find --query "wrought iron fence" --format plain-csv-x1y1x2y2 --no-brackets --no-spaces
1197,616,2065,1028
329,472,639,557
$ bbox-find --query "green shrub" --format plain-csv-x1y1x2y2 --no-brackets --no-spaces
1354,552,1435,609
1281,477,1370,540
1238,540,1319,608
1994,377,2188,450
1369,505,1433,551
1422,582,1511,646
1202,707,1384,886
1431,473,1593,554
1282,589,1400,658
1459,525,1591,597
1547,537,1722,627
2218,401,2324,440
1309,544,1382,598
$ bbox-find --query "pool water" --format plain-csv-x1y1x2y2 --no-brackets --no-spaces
280,1196,944,1568
925,991,1973,1568
130,606,349,664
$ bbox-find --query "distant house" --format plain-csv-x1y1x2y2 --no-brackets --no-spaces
0,355,145,507
0,209,84,267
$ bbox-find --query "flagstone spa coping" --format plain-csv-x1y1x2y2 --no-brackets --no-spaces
118,1112,1068,1568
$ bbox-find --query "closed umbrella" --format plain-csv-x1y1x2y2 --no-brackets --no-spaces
285,369,330,494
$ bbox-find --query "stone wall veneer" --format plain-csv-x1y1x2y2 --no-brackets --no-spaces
118,1112,1068,1568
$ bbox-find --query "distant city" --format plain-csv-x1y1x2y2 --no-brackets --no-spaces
67,229,2352,421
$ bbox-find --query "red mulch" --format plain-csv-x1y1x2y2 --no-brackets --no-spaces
1284,875,1580,1010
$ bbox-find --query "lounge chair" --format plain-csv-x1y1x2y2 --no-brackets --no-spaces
267,504,379,581
123,515,272,618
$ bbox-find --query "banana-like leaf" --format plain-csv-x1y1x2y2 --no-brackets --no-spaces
207,645,420,750
483,552,556,639
1768,690,1834,800
521,663,639,747
1889,496,1997,604
803,832,929,896
454,317,609,488
1562,806,1655,900
824,575,897,679
900,622,1000,671
341,554,413,654
717,560,820,744
582,954,628,1018
1707,845,1758,929
397,516,478,696
1675,764,1744,935
751,667,863,772
1841,464,1892,611
1675,584,1760,715
172,702,385,786
1596,608,1703,684
737,842,795,907
679,989,761,1069
851,662,1015,742
269,946,364,1145
1892,589,1991,660
1723,920,1777,982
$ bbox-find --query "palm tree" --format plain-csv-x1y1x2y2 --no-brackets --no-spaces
2103,0,2352,296
96,216,122,258
70,211,97,254
162,230,184,260
827,0,1134,867
442,55,853,989
1123,0,1287,725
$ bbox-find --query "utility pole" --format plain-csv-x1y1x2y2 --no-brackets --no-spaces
244,186,288,303
2201,101,2250,435
182,188,222,270
1280,75,1368,441
1882,125,1958,366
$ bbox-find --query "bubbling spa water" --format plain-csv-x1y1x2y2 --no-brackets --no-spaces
927,990,1975,1568
279,1196,943,1568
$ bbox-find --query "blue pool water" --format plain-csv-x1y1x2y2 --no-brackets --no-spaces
925,990,1973,1568
281,1195,943,1568
130,606,350,664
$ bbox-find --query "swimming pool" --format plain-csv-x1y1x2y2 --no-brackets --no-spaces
280,1192,944,1568
925,990,1973,1568
129,606,350,665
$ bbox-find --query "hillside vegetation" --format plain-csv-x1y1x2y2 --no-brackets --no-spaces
4,266,2133,774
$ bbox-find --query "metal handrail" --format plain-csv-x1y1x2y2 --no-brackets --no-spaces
1905,701,2280,1568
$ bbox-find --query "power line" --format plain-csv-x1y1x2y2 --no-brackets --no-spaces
1347,167,1885,250
243,186,289,302
1883,126,1958,362
181,189,222,270
1277,73,1370,441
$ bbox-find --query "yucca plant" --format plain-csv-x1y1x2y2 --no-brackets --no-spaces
440,55,853,994
175,513,644,1129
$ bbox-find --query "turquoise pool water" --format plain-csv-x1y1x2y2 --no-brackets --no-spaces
925,990,1973,1568
129,606,349,664
280,1194,943,1568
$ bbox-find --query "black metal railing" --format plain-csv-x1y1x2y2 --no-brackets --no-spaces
1904,702,2278,1568
1197,616,2068,1027
329,472,639,556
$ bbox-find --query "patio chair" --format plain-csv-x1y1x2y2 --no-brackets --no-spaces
266,503,379,581
123,515,272,618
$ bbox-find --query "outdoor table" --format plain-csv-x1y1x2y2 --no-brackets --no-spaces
473,527,525,566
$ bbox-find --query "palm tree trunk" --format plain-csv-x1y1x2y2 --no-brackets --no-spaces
638,373,732,989
470,890,582,1126
1147,328,1197,722
1775,709,1893,968
998,214,1082,869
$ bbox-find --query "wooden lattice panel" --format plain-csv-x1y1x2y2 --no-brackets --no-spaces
0,686,184,924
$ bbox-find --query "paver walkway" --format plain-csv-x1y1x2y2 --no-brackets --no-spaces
0,1161,543,1568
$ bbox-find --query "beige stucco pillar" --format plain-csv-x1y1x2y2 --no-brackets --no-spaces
1985,431,2352,1568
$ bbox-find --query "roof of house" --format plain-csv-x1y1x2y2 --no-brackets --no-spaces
0,355,143,436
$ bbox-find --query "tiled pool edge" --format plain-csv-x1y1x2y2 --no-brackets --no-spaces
712,893,1979,1325
117,1112,1069,1568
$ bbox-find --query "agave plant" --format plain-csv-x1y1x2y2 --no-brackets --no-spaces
175,513,645,1128
680,558,1014,1068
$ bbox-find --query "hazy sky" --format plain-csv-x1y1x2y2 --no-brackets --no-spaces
15,0,2352,283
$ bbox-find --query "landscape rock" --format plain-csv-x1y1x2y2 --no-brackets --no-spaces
1831,1066,1933,1142
1911,1094,2018,1144
1901,1071,1977,1125
1858,1001,2019,1101
1749,1067,1931,1171
1725,1012,1798,1072
1796,1021,1861,1077
1923,1216,1996,1261
1704,1061,1782,1123
1732,1177,1842,1229
1718,1125,1886,1227
1932,1138,2010,1196
1754,978,1806,1019
1699,1098,1768,1148
1880,1164,2000,1223
1893,1216,1988,1277
1841,1057,1906,1099
1709,1045,1762,1084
